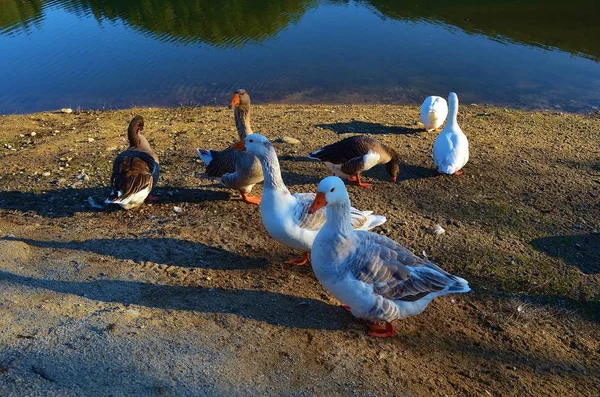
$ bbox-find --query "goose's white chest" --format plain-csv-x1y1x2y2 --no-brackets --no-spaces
260,190,315,252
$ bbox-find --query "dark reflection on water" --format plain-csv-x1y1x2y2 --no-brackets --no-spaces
361,0,600,62
58,0,318,47
0,0,599,113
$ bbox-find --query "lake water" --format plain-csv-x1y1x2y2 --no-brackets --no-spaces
1,0,599,114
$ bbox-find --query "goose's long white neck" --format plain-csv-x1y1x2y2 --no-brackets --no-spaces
447,94,459,129
234,106,253,140
323,200,354,237
256,147,289,193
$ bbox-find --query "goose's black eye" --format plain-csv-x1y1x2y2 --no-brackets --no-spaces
330,188,335,192
249,139,253,143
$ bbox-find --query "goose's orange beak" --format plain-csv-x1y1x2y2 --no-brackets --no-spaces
309,192,327,214
230,93,241,108
231,140,245,151
391,176,397,183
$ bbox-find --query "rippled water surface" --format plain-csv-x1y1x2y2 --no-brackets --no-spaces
1,0,599,113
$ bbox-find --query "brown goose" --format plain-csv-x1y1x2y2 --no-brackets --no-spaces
308,135,399,188
196,89,264,205
105,115,160,209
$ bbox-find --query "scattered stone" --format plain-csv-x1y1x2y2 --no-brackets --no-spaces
60,108,73,114
30,132,37,137
433,224,446,236
277,137,301,145
42,171,51,177
173,206,182,213
77,173,90,181
126,308,140,316
87,137,95,143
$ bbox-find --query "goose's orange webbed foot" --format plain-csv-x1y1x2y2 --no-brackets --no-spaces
285,252,310,266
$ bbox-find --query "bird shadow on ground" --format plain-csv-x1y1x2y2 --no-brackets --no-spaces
530,233,600,275
0,269,348,330
397,164,439,182
316,121,422,135
0,187,229,218
2,236,266,270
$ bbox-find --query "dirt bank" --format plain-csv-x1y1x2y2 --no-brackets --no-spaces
0,104,599,395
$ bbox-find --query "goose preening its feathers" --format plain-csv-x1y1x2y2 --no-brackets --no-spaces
236,134,386,266
308,135,400,188
420,96,448,132
196,89,264,204
105,116,160,210
433,92,469,175
309,176,470,337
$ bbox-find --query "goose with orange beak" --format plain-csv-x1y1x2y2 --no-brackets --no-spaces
196,89,263,204
309,176,470,337
237,134,386,266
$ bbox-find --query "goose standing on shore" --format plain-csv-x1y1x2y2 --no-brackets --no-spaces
197,89,263,204
420,96,448,132
309,176,470,337
308,135,399,188
105,116,160,209
433,92,469,176
237,134,386,266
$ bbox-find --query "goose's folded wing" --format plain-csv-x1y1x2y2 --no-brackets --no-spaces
110,153,155,201
293,193,327,231
309,137,371,164
340,157,366,176
349,231,456,301
292,193,377,231
204,148,237,177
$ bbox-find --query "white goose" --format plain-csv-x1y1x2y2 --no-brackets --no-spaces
420,96,448,132
433,92,469,175
309,176,470,337
238,134,386,266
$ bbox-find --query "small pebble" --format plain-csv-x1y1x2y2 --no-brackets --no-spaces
433,224,445,236
61,108,73,114
42,172,51,177
87,138,95,143
173,206,182,213
278,137,301,145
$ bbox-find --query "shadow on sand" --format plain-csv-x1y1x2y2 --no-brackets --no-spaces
2,236,266,270
0,187,230,218
0,269,347,330
316,121,422,135
530,233,600,275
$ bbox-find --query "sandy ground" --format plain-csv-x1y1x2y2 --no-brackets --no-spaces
0,104,599,396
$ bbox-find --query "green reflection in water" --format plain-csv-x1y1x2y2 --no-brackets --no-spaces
60,0,318,46
360,0,599,61
1,0,598,59
0,0,43,34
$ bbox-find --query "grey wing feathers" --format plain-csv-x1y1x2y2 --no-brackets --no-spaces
350,232,459,301
220,151,263,190
294,193,327,231
292,193,376,231
205,148,237,177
